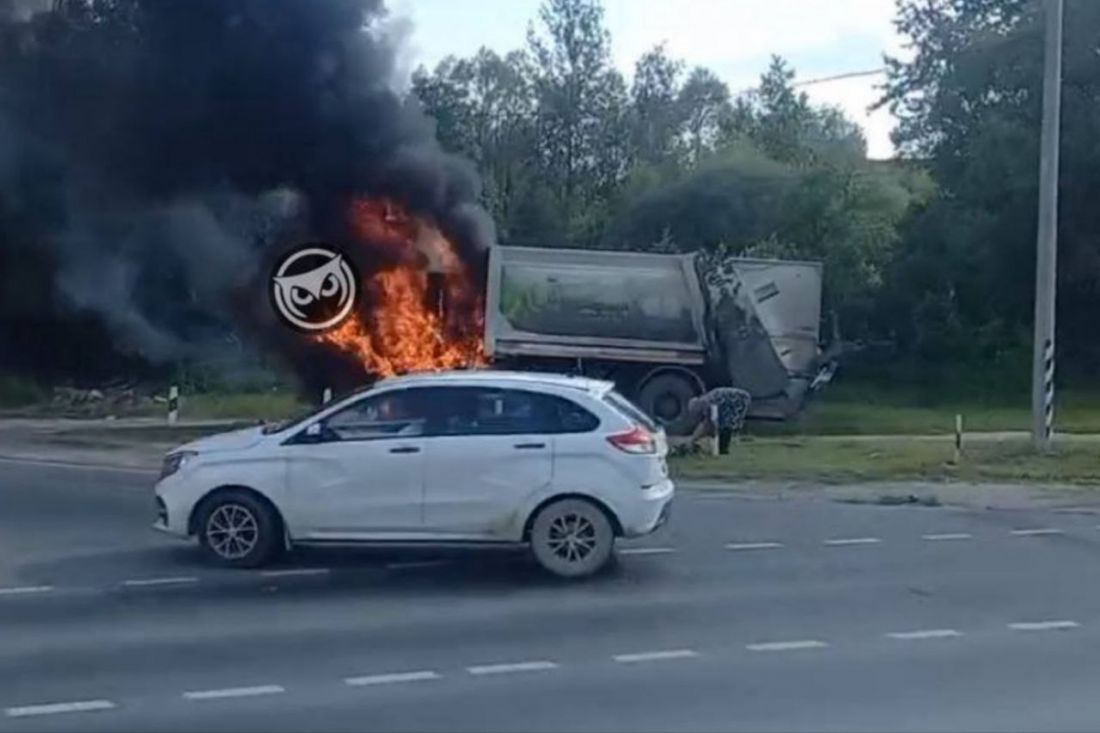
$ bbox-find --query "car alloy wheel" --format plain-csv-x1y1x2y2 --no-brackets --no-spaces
546,512,598,563
530,498,615,578
204,503,260,561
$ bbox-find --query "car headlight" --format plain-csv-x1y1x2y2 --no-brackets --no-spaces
159,450,198,480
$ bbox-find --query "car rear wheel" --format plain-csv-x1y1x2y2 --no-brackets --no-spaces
197,490,280,568
529,498,615,579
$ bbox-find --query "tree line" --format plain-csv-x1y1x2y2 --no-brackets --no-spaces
413,0,1100,387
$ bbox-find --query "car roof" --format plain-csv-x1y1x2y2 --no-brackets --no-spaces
373,369,614,395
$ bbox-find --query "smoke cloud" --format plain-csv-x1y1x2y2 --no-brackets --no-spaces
0,0,493,377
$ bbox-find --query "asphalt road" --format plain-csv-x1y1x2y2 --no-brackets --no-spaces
4,458,1100,731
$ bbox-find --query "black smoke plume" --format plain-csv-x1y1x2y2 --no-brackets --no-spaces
0,0,493,383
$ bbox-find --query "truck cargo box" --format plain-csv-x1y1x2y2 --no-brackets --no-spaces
485,246,709,365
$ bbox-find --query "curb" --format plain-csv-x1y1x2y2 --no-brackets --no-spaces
0,454,159,474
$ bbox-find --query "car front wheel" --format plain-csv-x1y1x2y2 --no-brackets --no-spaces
197,490,280,568
529,498,615,579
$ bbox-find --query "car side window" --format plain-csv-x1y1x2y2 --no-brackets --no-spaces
551,395,600,433
426,387,598,436
322,389,429,441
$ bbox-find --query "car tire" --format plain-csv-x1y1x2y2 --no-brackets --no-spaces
196,490,280,569
529,498,615,579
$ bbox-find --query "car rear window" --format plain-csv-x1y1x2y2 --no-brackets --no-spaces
604,390,658,432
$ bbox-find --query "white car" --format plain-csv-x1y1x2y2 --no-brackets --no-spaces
154,371,674,578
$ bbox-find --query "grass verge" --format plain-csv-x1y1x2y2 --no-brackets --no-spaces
173,392,307,421
751,384,1100,436
672,436,1100,485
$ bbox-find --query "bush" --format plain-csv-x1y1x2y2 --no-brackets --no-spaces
0,372,44,407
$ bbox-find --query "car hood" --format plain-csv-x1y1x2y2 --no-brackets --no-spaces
176,425,268,454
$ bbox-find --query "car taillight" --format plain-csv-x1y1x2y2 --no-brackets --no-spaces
607,425,656,454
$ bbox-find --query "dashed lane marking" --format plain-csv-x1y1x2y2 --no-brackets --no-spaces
0,585,53,596
613,649,699,663
345,671,441,686
466,661,558,676
746,640,829,652
121,576,199,587
1011,528,1065,537
5,700,116,718
922,533,973,541
1008,620,1079,631
182,685,285,701
259,568,331,578
618,547,676,555
887,629,962,640
823,537,881,546
725,542,784,551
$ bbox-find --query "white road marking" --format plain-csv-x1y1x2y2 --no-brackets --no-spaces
183,685,285,701
122,576,199,587
5,700,116,718
824,537,881,546
1011,528,1065,536
0,585,53,596
746,640,829,652
613,649,699,663
385,560,450,570
887,629,962,640
618,547,676,555
1008,620,1079,631
259,568,330,578
345,671,440,686
725,541,784,551
467,660,558,676
922,533,973,541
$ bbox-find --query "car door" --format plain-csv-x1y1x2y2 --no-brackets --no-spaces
420,387,554,538
284,388,429,539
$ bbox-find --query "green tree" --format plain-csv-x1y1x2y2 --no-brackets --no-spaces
677,67,731,164
722,56,866,163
412,48,542,244
629,43,685,167
527,0,630,246
879,0,1100,374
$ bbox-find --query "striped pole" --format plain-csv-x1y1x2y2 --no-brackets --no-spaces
1043,338,1055,442
167,385,179,425
954,413,963,464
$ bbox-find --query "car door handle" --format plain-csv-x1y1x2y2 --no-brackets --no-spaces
513,442,546,450
389,446,421,454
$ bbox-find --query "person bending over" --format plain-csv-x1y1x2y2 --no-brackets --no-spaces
687,387,752,455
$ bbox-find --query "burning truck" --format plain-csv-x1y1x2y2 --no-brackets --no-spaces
305,197,831,436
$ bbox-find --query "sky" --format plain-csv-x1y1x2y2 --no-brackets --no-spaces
387,0,907,160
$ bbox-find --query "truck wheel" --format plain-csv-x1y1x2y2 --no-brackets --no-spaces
636,371,702,436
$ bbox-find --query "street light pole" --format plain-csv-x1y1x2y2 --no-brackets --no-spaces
1031,0,1064,448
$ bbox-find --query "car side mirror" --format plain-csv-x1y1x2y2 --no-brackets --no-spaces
305,423,322,438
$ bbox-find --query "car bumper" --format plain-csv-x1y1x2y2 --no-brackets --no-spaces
153,478,193,538
618,478,675,538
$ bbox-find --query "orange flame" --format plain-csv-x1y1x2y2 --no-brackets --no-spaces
315,197,486,378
